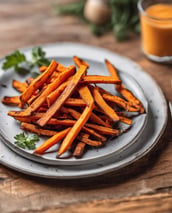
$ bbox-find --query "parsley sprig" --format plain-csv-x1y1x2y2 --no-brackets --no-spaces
2,50,26,70
31,46,50,67
2,46,50,76
14,132,39,150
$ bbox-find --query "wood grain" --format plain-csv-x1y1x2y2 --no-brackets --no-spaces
0,1,172,213
34,193,172,213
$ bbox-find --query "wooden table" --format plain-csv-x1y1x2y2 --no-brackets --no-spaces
0,1,172,212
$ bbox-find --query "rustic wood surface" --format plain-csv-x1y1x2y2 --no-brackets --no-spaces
0,1,172,213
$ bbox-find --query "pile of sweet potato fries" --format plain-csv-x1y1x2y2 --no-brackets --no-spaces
1,56,145,158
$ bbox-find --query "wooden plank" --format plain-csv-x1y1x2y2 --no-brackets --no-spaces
35,193,172,213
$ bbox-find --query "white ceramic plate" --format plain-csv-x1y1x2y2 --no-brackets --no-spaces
0,54,148,165
0,43,168,179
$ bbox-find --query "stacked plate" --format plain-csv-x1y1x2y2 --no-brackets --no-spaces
0,43,168,179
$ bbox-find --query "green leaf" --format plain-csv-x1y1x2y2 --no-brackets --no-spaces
14,132,39,150
2,50,26,70
25,140,36,150
113,24,128,41
31,46,50,67
15,141,26,149
2,46,50,76
35,58,50,67
32,46,46,60
54,1,86,16
14,66,30,75
14,132,26,143
27,134,39,142
14,132,27,149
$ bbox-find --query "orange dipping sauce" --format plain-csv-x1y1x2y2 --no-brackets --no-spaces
140,4,172,57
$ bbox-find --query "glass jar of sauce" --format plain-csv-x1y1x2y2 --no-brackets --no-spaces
138,0,172,63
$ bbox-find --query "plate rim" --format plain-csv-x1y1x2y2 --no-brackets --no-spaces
0,64,148,166
0,42,168,179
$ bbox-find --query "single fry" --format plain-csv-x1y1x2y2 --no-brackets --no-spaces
56,63,69,72
102,93,140,112
73,56,89,69
73,141,86,158
105,59,145,113
64,98,86,107
78,85,94,106
39,65,48,72
20,59,57,103
116,84,145,113
21,122,57,136
85,123,120,135
119,116,132,125
116,84,140,105
105,59,121,81
12,80,27,93
34,128,71,154
73,133,89,158
82,75,121,84
1,96,21,106
92,87,119,122
10,112,77,126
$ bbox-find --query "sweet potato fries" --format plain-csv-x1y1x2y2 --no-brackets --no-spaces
1,56,145,158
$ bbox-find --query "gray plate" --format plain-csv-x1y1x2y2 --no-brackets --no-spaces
0,55,148,166
0,43,168,179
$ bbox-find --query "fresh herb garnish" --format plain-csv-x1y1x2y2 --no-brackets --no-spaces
14,132,39,150
32,46,50,67
2,46,50,76
54,0,140,41
54,0,86,19
2,50,28,74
